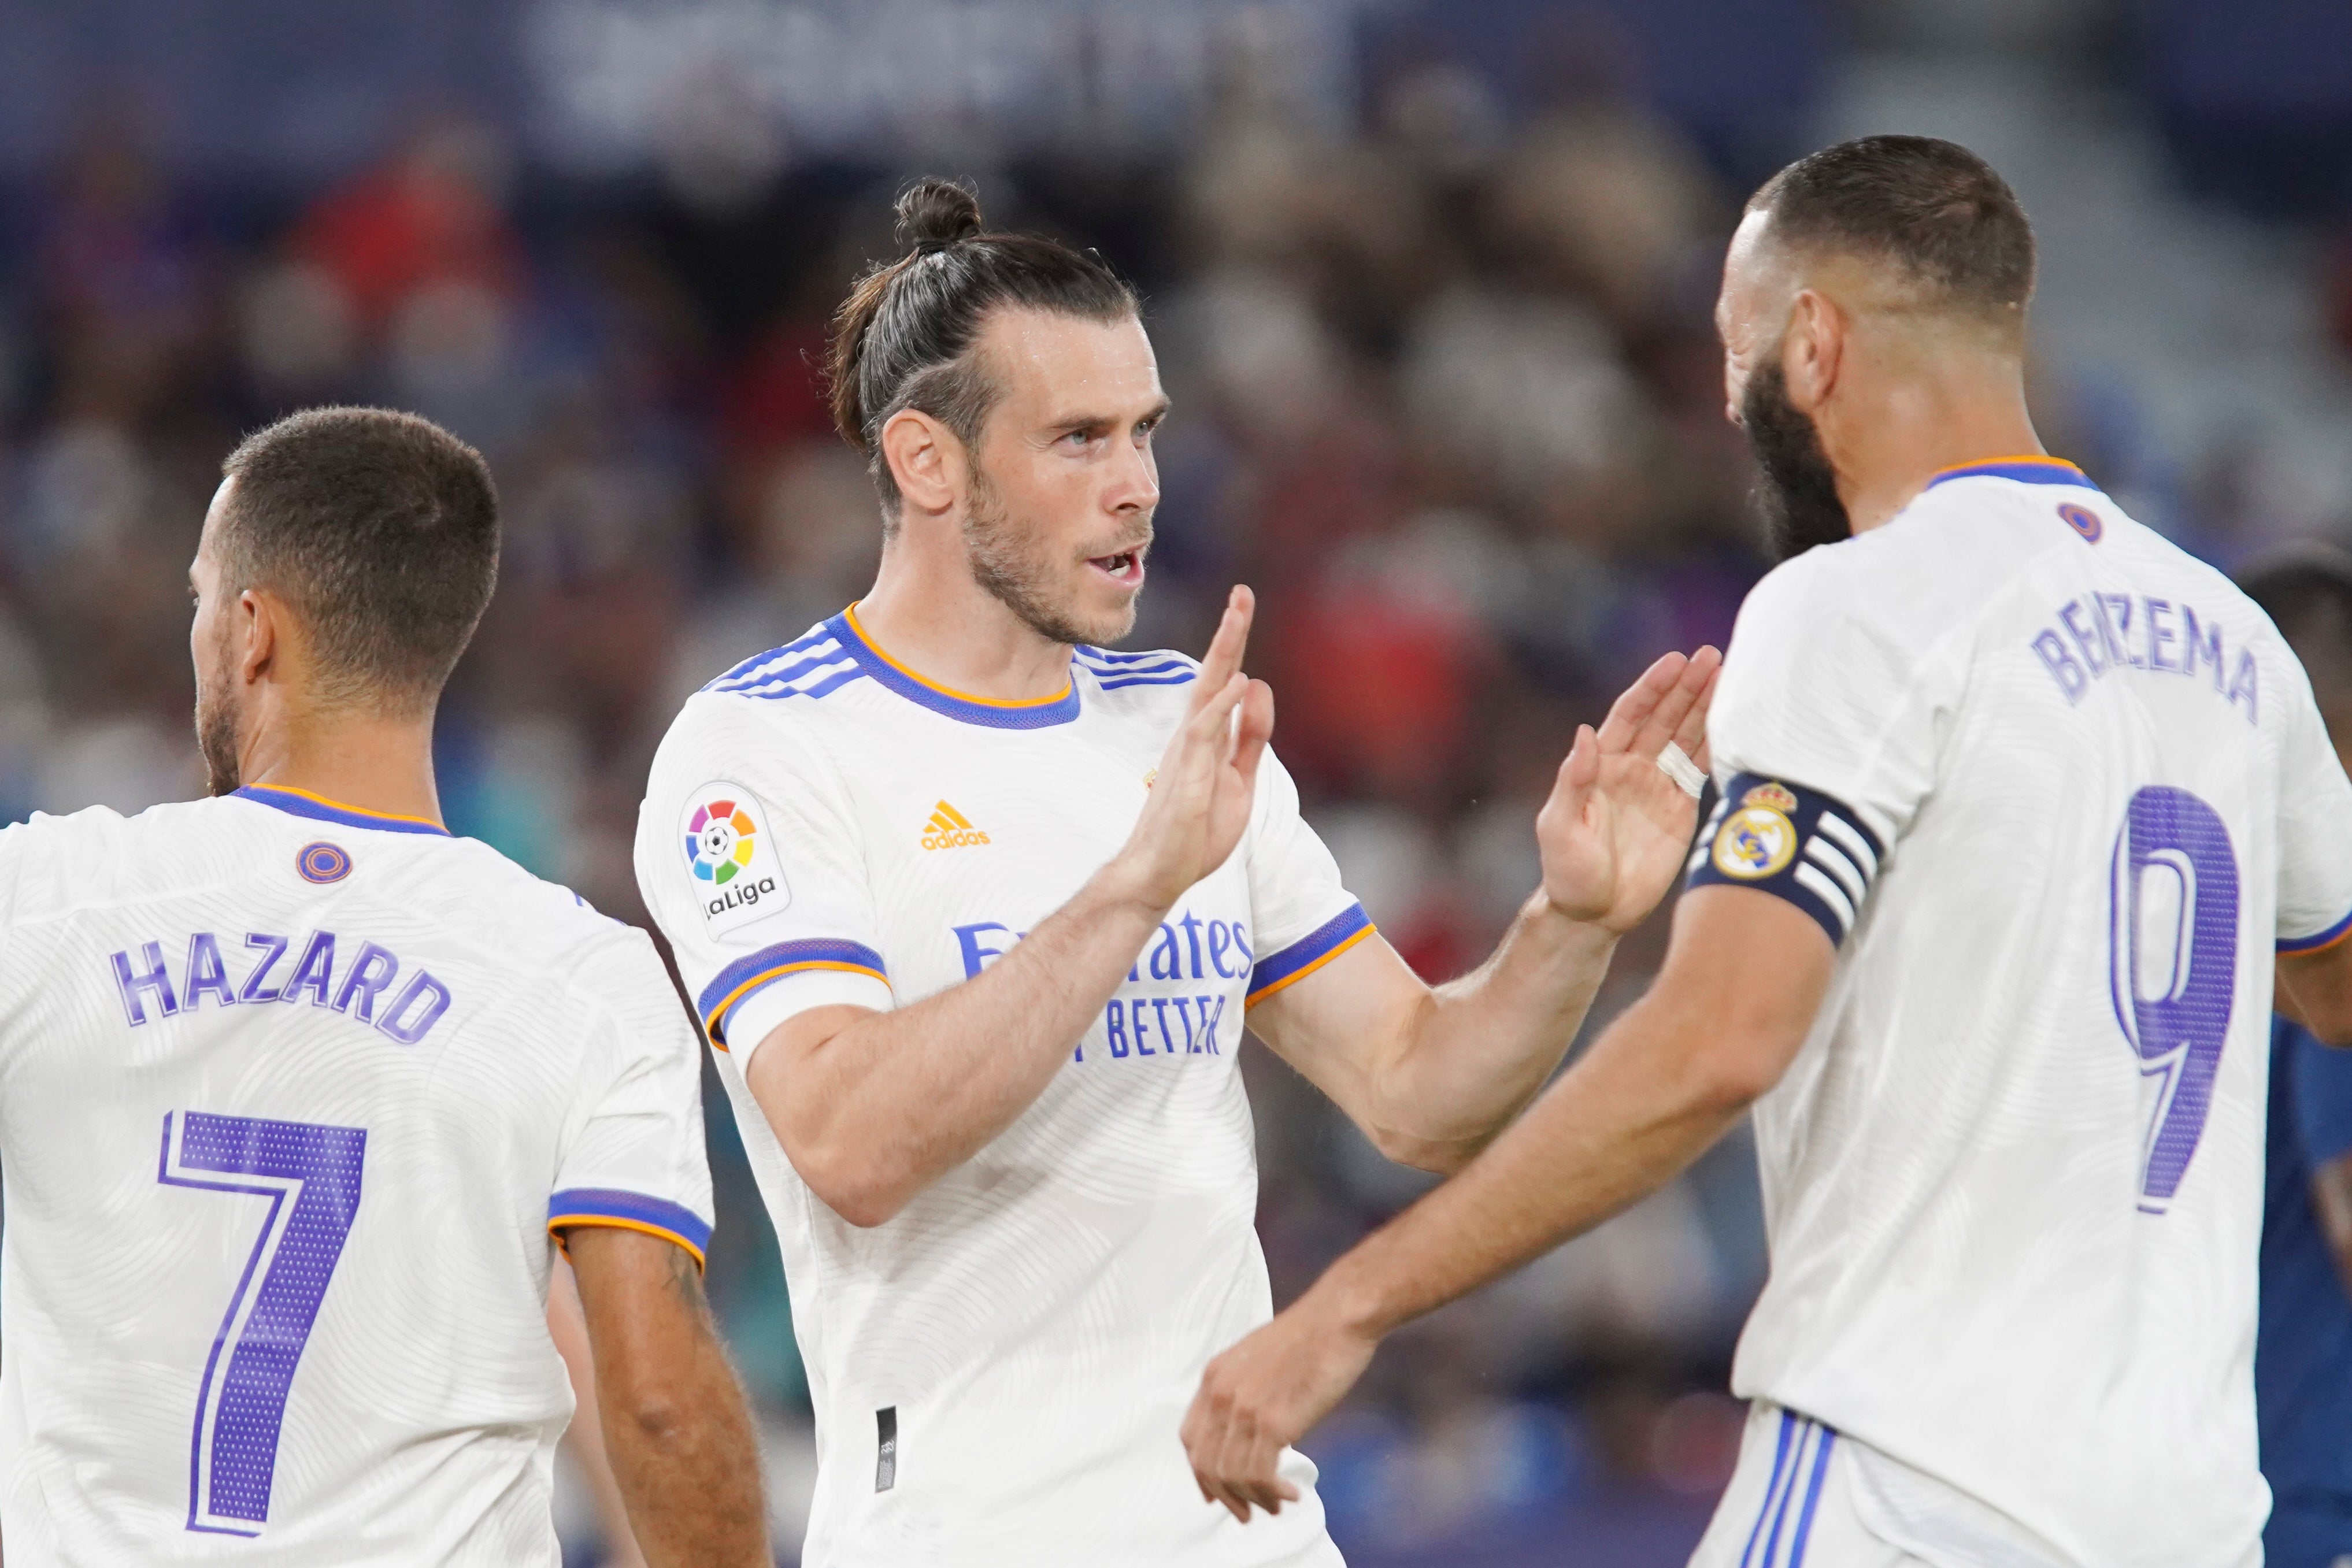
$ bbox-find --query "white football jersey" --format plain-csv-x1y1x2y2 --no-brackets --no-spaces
636,605,1365,1567
1684,459,2352,1566
0,786,713,1566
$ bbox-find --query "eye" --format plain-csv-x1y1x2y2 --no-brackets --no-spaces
1061,429,1095,449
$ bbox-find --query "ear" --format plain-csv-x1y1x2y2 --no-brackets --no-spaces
238,588,279,688
1780,288,1846,414
878,408,967,518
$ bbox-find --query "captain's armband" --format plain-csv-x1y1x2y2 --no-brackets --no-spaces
1684,773,1884,946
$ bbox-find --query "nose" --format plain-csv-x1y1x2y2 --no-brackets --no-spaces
1108,432,1160,517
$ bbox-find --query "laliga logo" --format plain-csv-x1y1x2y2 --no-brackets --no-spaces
684,795,783,923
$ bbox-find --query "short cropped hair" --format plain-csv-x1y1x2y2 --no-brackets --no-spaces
1749,135,2036,318
218,407,499,711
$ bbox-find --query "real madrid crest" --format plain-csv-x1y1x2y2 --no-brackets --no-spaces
1712,781,1800,880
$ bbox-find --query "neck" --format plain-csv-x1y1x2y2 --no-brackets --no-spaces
1824,353,2044,533
851,524,1073,702
240,701,445,828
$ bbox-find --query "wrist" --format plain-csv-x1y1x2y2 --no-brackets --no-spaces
1086,856,1176,925
1528,888,1626,949
1309,1248,1404,1344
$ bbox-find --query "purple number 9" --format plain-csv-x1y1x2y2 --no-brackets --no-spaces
2107,787,2239,1213
159,1111,366,1535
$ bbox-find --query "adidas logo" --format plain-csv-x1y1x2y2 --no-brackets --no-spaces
921,800,991,851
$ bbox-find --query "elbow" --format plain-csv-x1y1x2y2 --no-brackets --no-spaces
605,1376,694,1455
787,1140,913,1229
1686,1034,1788,1116
1366,1125,1476,1176
2307,1007,2352,1050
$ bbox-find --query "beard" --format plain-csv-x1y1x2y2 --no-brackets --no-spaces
1741,360,1850,562
193,655,243,798
962,469,1146,648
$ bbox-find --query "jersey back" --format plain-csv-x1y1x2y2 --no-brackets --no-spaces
0,788,713,1567
1686,462,2352,1565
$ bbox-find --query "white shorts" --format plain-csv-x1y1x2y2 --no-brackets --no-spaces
1688,1403,1927,1568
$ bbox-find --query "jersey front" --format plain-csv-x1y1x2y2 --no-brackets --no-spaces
0,788,713,1566
636,607,1366,1568
1684,461,2352,1566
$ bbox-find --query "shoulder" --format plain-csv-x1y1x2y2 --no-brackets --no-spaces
680,618,876,751
1071,644,1202,708
432,835,662,981
1734,479,2088,656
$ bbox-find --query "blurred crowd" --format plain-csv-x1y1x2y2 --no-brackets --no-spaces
5,13,2349,1561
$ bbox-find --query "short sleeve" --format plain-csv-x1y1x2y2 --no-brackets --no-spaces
2274,663,2352,953
634,697,892,1066
1241,749,1373,1006
2290,1019,2352,1167
547,932,717,1267
1685,555,1936,947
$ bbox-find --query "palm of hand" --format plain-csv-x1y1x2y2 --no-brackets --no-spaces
1539,751,1701,933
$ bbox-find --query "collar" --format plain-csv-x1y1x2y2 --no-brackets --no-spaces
232,784,451,836
830,604,1082,731
1923,455,2098,491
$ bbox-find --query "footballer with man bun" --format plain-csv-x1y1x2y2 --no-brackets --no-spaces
634,179,1721,1566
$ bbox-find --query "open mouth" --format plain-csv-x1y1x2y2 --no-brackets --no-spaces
1087,548,1146,587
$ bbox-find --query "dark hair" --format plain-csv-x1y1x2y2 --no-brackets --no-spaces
2240,543,2352,674
825,179,1138,517
218,406,499,712
1749,136,2036,320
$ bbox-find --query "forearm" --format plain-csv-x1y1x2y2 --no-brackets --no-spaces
599,1330,766,1567
1375,895,1618,1159
571,1232,770,1567
1321,986,1747,1336
753,862,1167,1219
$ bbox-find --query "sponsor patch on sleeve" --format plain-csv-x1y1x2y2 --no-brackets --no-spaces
1684,773,1884,946
680,783,791,934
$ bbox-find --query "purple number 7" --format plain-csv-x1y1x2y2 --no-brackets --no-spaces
2107,787,2239,1214
158,1111,366,1536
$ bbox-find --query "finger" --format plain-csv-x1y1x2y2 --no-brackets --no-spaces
1629,646,1717,761
1672,650,1722,763
1593,650,1687,754
1229,679,1274,780
1240,1429,1299,1514
1550,723,1599,808
1192,585,1257,705
1190,672,1250,752
1210,1408,1268,1519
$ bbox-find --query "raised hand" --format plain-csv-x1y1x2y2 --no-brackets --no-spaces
1538,646,1722,933
1112,585,1275,913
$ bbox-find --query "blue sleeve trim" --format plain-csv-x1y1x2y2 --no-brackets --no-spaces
1247,902,1375,1004
695,938,889,1047
547,1188,714,1262
1684,773,1885,947
2279,905,2352,955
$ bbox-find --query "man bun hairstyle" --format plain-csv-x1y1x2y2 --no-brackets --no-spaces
218,406,498,713
825,177,1139,521
1749,135,2036,322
